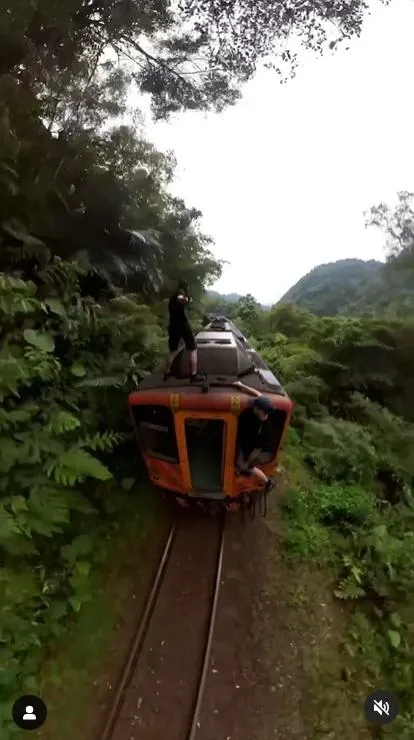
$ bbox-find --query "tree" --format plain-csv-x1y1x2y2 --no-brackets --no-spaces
367,191,414,273
267,302,316,338
1,0,384,120
0,113,222,298
234,293,264,337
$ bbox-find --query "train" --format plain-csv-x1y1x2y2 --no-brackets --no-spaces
128,316,292,515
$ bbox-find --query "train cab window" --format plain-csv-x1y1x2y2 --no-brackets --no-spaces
235,407,287,464
185,418,224,492
260,409,287,463
130,405,179,463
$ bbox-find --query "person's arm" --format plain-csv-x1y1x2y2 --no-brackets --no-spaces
247,448,261,462
232,380,261,398
176,292,189,304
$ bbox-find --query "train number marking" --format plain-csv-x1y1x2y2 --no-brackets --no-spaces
170,393,180,409
230,395,241,411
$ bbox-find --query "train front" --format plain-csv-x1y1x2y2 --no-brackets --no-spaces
128,318,292,511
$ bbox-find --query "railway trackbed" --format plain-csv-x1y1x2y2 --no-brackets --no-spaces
98,511,225,740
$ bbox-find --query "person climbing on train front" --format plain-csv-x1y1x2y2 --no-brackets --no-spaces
232,380,274,495
164,281,203,382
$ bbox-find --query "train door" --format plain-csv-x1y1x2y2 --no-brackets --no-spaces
174,412,237,498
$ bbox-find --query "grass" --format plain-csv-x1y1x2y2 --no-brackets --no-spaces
27,484,169,740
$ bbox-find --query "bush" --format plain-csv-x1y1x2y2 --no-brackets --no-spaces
303,417,377,483
0,268,162,731
307,482,376,528
281,483,375,560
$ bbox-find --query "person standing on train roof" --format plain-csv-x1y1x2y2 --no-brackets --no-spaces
164,281,204,382
232,380,275,495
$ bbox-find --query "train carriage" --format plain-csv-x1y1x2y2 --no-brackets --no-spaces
128,317,292,514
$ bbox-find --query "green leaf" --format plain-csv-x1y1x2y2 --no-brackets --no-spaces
76,375,125,388
387,630,401,649
70,363,87,378
23,329,55,353
45,298,66,316
2,222,46,248
53,449,112,483
75,561,91,577
390,612,401,628
28,488,70,525
25,675,38,691
0,504,20,540
61,534,94,563
69,597,82,613
121,478,135,491
373,524,387,538
10,496,28,514
48,410,81,434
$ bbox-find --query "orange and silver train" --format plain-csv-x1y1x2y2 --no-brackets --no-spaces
128,317,292,513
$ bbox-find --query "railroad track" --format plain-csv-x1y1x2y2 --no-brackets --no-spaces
99,511,225,740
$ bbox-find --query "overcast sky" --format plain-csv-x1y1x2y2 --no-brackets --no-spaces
137,0,414,304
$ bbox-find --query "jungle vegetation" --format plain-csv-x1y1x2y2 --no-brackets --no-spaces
0,0,412,736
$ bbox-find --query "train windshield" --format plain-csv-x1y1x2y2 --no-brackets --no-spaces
185,418,224,493
130,405,179,463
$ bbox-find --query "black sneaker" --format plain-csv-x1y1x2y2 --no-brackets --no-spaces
190,373,205,383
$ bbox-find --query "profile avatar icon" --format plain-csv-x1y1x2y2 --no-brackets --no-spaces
23,705,36,721
12,694,47,730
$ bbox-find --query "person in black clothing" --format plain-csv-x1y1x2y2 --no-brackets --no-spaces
164,281,201,381
233,380,274,494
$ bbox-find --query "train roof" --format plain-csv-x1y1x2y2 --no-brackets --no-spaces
138,316,287,396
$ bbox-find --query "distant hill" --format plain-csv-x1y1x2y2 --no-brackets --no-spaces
206,290,243,303
278,258,414,316
278,259,385,315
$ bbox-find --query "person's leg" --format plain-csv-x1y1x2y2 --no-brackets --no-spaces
250,465,268,484
189,349,197,376
250,461,274,493
236,451,249,474
183,324,203,380
164,328,181,379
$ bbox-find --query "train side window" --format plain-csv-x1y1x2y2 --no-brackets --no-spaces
130,405,179,463
260,409,287,463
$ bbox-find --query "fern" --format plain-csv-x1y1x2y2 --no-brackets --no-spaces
76,375,127,388
78,430,124,452
0,404,39,431
0,264,163,708
46,448,112,485
5,242,50,264
334,577,366,600
0,352,27,400
47,410,81,435
28,487,71,526
37,258,82,297
0,504,21,542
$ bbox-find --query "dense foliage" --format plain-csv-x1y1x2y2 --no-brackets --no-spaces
232,301,414,737
202,282,414,733
0,264,167,734
0,0,409,735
